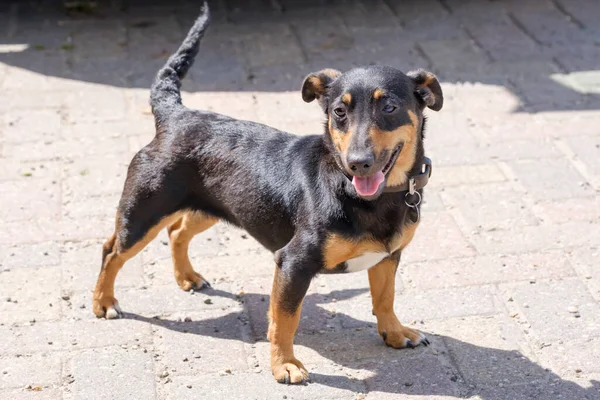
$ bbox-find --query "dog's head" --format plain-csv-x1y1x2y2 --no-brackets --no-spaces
302,66,442,201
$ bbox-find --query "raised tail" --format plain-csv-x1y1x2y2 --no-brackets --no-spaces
150,2,210,124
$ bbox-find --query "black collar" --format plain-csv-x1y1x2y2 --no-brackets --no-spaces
382,157,433,194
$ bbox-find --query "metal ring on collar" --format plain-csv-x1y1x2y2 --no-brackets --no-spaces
404,191,422,208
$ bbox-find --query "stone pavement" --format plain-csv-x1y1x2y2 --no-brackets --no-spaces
1,0,599,398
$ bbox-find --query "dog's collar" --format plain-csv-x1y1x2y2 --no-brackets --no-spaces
382,157,433,194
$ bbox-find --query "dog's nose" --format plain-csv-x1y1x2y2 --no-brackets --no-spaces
347,153,375,175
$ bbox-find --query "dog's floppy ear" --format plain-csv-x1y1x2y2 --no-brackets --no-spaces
301,69,341,104
408,69,443,111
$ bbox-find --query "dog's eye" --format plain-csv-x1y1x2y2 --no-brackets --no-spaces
382,104,397,114
333,107,347,118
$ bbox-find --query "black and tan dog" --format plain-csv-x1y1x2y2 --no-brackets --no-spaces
93,3,442,384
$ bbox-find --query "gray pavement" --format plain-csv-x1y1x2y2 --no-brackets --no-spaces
1,0,599,399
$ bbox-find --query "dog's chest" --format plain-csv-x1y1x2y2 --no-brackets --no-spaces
345,251,389,272
322,222,419,273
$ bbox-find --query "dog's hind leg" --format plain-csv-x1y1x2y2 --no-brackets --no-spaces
167,211,218,291
93,212,184,319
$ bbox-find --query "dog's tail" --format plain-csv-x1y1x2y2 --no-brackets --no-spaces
150,2,210,124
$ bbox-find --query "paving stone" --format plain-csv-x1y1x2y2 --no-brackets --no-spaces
61,153,130,198
471,221,600,254
145,250,274,288
0,321,67,355
253,92,324,127
428,164,506,189
0,388,63,399
2,109,62,143
567,248,600,301
152,308,249,375
0,267,63,323
332,284,498,329
426,315,546,387
168,368,361,400
181,92,259,122
5,133,129,162
64,88,128,123
361,351,465,399
70,347,155,400
532,196,600,224
0,221,50,246
431,138,562,167
402,251,575,290
508,158,592,201
0,159,61,182
503,279,600,342
239,25,305,68
67,318,153,350
0,241,60,269
538,373,600,400
0,179,60,222
402,211,476,264
69,280,239,321
441,182,539,232
62,193,121,219
0,353,62,390
564,135,600,178
536,337,600,378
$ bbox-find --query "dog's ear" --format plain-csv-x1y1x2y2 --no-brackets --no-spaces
301,69,341,104
408,69,443,111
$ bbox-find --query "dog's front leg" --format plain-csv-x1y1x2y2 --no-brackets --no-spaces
267,240,316,384
368,251,430,348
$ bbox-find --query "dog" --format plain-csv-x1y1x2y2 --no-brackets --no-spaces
92,2,442,384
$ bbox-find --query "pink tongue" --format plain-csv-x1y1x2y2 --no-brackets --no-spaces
352,171,385,197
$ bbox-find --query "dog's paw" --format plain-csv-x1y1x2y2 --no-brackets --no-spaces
92,296,123,319
272,358,310,384
176,270,211,292
381,326,430,349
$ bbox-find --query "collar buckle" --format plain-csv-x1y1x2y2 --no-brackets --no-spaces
408,177,416,195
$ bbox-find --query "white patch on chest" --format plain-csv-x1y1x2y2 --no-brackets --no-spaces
345,252,389,272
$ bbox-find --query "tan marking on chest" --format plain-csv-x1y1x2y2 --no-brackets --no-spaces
323,234,385,269
323,222,420,270
388,221,420,253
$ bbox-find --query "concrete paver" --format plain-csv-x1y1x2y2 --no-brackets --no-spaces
1,0,599,399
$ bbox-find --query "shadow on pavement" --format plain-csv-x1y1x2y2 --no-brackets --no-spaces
124,288,600,399
0,0,599,112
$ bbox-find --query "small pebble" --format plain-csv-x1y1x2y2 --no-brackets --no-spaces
61,295,70,301
529,277,536,284
184,317,192,322
567,306,579,313
575,368,582,373
404,382,413,387
160,371,169,378
510,312,518,318
507,297,514,302
224,368,232,374
187,385,192,389
204,299,212,305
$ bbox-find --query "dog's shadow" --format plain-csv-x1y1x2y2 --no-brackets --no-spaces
125,288,599,399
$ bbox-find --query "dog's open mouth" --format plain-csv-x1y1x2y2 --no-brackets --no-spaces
351,144,403,198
